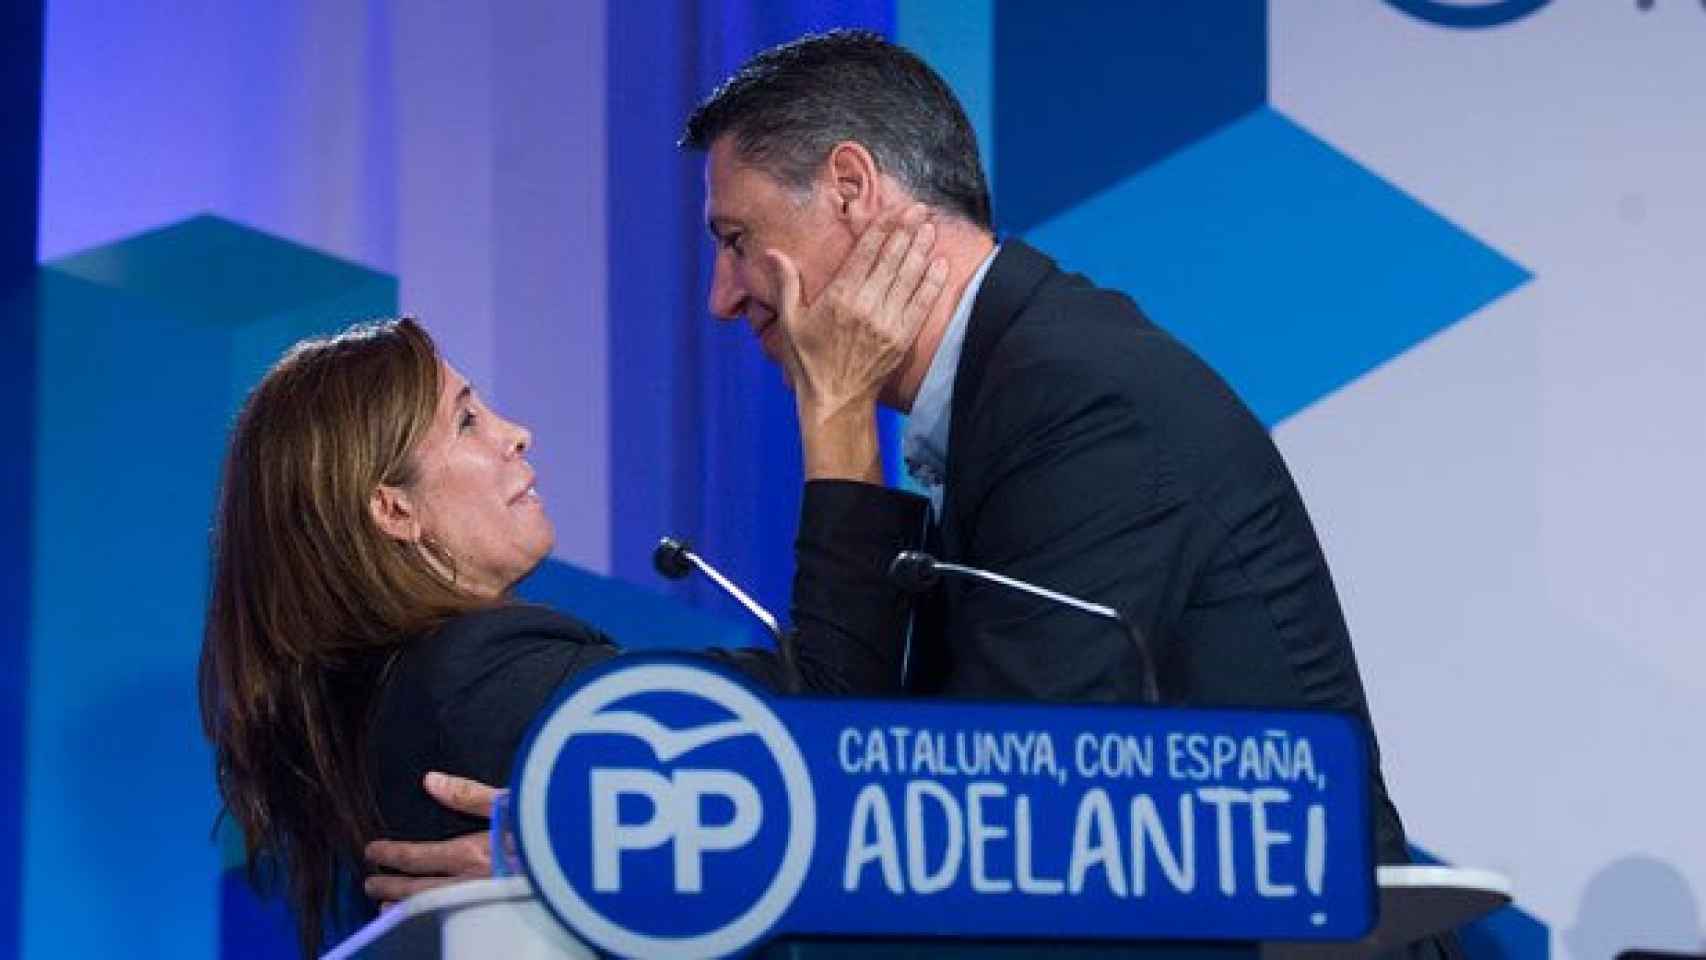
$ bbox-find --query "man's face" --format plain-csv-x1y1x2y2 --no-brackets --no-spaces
704,136,851,367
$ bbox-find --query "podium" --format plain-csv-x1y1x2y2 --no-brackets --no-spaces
1265,865,1509,958
323,877,589,960
324,865,1509,959
328,657,1511,958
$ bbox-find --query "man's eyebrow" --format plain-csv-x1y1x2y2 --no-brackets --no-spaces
706,216,737,240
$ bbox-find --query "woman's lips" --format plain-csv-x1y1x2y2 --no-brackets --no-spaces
509,476,540,505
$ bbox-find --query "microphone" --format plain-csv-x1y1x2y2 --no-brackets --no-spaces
887,550,1159,703
888,550,941,593
653,536,693,580
654,537,800,693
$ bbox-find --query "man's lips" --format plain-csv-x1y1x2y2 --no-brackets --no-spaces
751,316,782,355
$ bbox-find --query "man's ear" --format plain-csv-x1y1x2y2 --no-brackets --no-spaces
369,484,420,542
826,141,882,226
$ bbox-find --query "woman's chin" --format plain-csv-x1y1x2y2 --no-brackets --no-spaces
529,521,557,567
506,544,555,596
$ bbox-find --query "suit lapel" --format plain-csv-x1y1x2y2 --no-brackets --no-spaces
906,240,1058,695
942,239,1058,550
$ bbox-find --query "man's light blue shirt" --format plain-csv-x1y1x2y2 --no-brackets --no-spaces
901,245,999,515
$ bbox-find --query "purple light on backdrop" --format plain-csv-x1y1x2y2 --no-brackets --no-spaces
40,0,613,574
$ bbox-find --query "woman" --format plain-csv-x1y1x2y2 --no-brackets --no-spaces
197,318,926,956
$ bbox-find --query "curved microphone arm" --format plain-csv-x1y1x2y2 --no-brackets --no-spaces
889,550,1160,704
655,537,797,694
932,560,1120,622
653,537,780,641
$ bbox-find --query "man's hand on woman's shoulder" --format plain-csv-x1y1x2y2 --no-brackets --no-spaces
362,772,500,908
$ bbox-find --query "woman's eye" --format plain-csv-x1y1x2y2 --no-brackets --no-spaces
458,409,477,432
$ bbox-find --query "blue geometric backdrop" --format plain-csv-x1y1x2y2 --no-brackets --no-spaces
22,0,1691,956
993,1,1530,428
1,5,44,958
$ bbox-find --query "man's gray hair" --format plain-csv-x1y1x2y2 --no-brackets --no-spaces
681,30,993,231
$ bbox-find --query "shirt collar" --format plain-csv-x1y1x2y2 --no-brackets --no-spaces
901,245,999,507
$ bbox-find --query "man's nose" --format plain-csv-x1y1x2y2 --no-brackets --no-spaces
707,257,744,320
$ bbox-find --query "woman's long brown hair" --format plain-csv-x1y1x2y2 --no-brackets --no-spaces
198,319,490,956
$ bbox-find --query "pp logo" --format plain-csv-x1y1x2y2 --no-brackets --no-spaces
1384,0,1551,28
514,660,816,958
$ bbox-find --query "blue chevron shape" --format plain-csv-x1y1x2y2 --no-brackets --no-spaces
1023,106,1532,426
991,0,1267,234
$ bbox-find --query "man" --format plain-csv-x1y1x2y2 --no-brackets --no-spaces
687,28,1408,803
370,31,1438,949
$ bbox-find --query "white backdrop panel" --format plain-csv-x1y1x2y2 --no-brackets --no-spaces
1273,2,1706,954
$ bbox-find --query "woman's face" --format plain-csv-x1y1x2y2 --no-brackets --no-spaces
402,360,554,596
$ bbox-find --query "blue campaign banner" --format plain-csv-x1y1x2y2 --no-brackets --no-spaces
511,655,1374,959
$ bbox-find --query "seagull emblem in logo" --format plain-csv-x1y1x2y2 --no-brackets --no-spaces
575,710,758,762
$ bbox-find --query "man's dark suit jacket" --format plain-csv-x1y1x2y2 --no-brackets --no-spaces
797,240,1414,866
